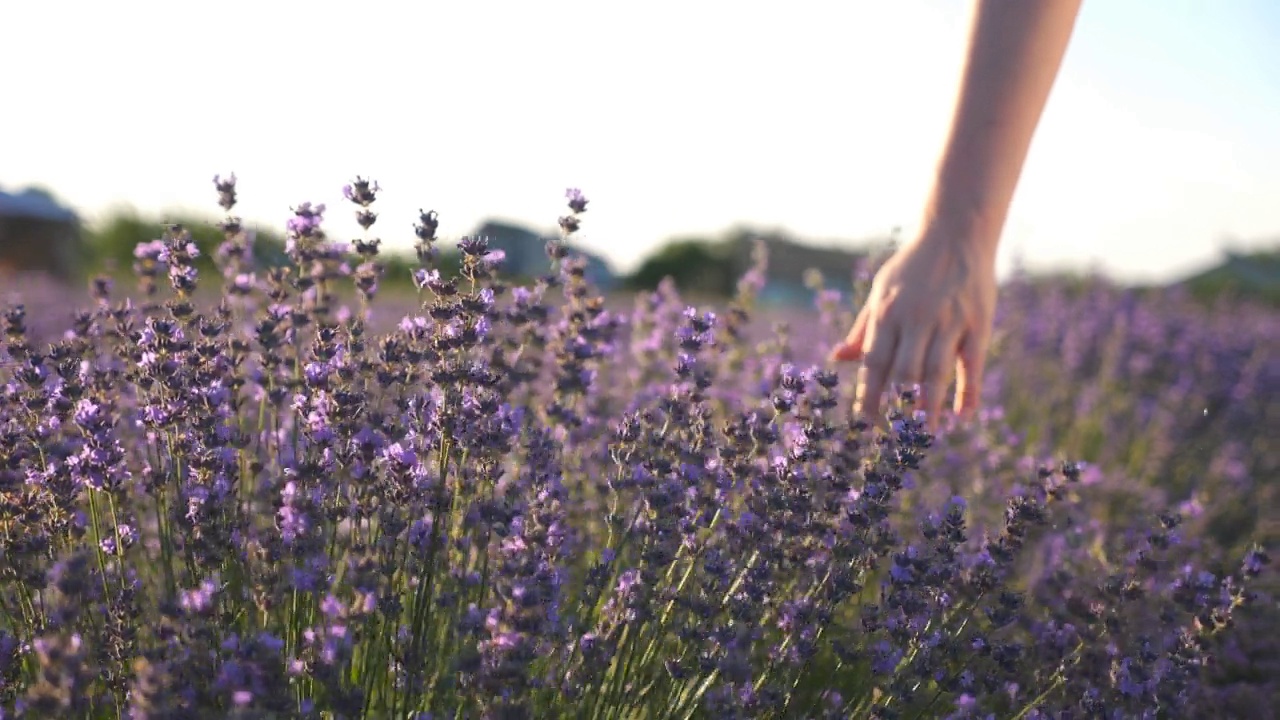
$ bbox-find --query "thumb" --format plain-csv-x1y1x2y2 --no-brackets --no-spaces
829,308,870,362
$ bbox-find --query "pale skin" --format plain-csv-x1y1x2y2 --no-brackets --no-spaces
831,0,1085,431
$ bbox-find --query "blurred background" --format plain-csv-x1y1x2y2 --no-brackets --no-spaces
1,0,1278,306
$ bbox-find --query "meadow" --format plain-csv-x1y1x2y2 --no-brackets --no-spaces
0,176,1276,719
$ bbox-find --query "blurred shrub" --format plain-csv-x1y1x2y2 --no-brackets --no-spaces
625,238,736,295
1179,248,1280,309
82,209,289,276
80,209,446,290
380,251,464,286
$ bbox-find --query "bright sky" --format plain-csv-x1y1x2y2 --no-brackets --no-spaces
3,0,1278,284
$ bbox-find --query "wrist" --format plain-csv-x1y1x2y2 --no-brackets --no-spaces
916,200,1002,270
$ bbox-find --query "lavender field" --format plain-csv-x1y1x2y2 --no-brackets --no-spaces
0,178,1276,719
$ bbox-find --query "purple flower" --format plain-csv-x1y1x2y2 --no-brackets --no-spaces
286,201,326,238
181,577,220,614
342,176,380,206
565,187,588,213
482,249,506,269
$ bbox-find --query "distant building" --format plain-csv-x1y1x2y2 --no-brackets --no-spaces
472,220,618,291
0,188,82,281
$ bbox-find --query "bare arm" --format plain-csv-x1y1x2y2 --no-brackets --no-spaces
834,0,1083,428
923,0,1084,264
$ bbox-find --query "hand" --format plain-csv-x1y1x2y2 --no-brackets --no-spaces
829,231,998,431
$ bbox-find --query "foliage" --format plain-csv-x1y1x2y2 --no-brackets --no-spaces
1176,248,1280,308
82,209,288,277
79,208,440,291
625,238,736,296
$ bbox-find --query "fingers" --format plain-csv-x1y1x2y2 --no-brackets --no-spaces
834,291,985,430
921,329,962,432
888,327,930,388
954,327,990,418
884,325,930,421
829,307,869,362
853,323,895,421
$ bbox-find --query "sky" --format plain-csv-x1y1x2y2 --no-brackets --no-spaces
2,0,1278,284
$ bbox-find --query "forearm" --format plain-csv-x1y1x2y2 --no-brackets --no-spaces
922,0,1083,261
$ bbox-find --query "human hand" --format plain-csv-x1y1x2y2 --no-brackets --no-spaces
829,231,998,432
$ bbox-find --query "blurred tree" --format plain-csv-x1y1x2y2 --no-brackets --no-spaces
381,250,464,286
83,210,289,277
1177,247,1280,308
625,239,735,296
81,209,467,290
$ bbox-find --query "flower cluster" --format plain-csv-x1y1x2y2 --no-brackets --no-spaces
0,177,1273,719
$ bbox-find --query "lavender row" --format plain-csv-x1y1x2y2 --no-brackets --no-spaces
0,176,1272,719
